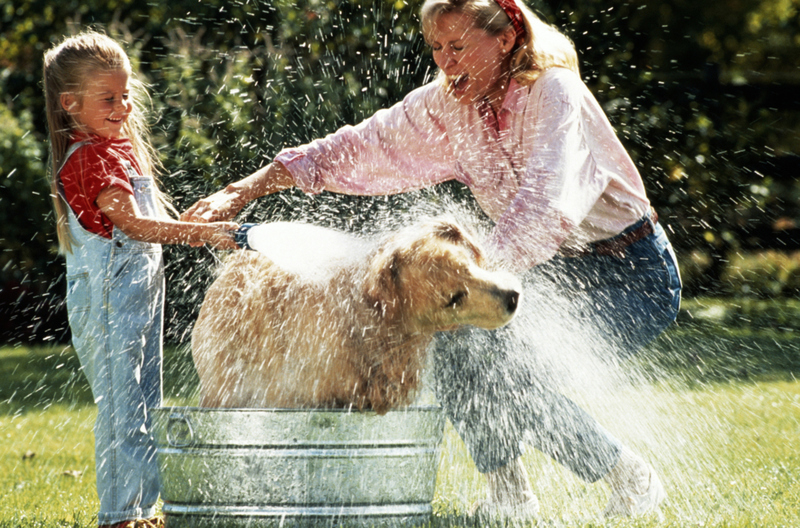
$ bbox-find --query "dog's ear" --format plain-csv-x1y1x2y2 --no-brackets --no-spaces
363,247,402,320
431,220,464,243
431,220,485,264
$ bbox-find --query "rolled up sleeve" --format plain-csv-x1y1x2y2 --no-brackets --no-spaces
275,83,457,196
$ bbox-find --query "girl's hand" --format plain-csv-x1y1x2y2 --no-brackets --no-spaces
201,222,240,250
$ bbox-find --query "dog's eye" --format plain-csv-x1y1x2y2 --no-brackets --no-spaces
446,291,467,308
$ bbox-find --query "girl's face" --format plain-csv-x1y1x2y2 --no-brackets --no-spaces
61,68,131,139
428,11,516,110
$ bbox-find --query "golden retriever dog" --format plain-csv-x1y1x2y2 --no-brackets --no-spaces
192,218,521,414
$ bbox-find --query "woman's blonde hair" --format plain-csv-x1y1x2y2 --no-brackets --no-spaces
43,30,172,254
420,0,579,86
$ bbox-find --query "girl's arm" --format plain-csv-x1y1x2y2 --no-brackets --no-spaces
97,186,239,249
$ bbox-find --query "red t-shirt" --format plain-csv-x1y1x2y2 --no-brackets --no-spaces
60,134,137,238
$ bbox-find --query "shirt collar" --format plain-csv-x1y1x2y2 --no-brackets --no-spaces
500,78,527,115
70,131,130,146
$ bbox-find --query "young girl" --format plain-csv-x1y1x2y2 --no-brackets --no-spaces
185,0,681,521
43,31,238,528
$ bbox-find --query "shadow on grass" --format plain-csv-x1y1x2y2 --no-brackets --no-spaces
0,343,199,413
634,324,800,386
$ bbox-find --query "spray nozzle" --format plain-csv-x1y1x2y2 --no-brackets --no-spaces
234,223,259,250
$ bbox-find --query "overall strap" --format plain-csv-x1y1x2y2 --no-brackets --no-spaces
55,140,90,199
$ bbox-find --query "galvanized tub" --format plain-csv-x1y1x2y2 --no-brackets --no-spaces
152,406,445,528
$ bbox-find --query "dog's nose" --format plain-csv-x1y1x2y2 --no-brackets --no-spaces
504,290,520,314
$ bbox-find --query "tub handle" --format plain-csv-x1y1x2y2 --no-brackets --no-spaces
166,413,195,448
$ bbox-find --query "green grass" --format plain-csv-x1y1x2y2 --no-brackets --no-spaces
2,299,800,527
0,344,198,528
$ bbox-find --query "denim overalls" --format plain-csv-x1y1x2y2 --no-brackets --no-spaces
60,141,164,525
434,212,682,480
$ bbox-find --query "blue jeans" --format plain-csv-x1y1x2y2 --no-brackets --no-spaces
433,216,681,481
63,143,164,525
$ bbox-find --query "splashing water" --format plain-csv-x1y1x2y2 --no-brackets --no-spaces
135,4,795,522
245,221,372,282
434,279,794,526
159,191,794,526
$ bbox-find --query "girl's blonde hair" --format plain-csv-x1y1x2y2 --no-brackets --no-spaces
420,0,579,86
43,30,172,254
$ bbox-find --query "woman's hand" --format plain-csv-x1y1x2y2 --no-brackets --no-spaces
182,162,295,223
181,187,247,223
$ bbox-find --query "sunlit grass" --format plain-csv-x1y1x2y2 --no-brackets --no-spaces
0,403,96,528
2,312,800,527
431,379,800,527
0,343,195,527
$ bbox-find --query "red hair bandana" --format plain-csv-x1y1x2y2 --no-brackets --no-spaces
495,0,526,48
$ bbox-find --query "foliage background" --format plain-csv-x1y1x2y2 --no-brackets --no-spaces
1,0,799,344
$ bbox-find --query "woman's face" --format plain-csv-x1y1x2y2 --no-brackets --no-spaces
427,11,516,109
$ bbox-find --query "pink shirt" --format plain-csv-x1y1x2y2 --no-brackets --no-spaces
275,67,651,270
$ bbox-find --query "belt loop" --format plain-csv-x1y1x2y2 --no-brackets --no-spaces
558,208,658,259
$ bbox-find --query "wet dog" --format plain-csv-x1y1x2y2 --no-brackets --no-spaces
192,218,521,413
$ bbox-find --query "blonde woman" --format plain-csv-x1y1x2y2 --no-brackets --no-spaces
186,0,681,520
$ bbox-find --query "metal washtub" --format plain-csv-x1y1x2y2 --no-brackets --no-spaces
152,406,445,527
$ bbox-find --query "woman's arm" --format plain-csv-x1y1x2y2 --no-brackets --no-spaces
97,186,240,249
277,84,455,197
181,161,294,222
183,83,455,222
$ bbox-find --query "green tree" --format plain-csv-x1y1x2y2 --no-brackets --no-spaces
1,0,799,342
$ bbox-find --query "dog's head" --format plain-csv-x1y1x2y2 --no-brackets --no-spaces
364,219,521,332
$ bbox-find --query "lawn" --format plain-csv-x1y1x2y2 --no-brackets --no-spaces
2,298,799,527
